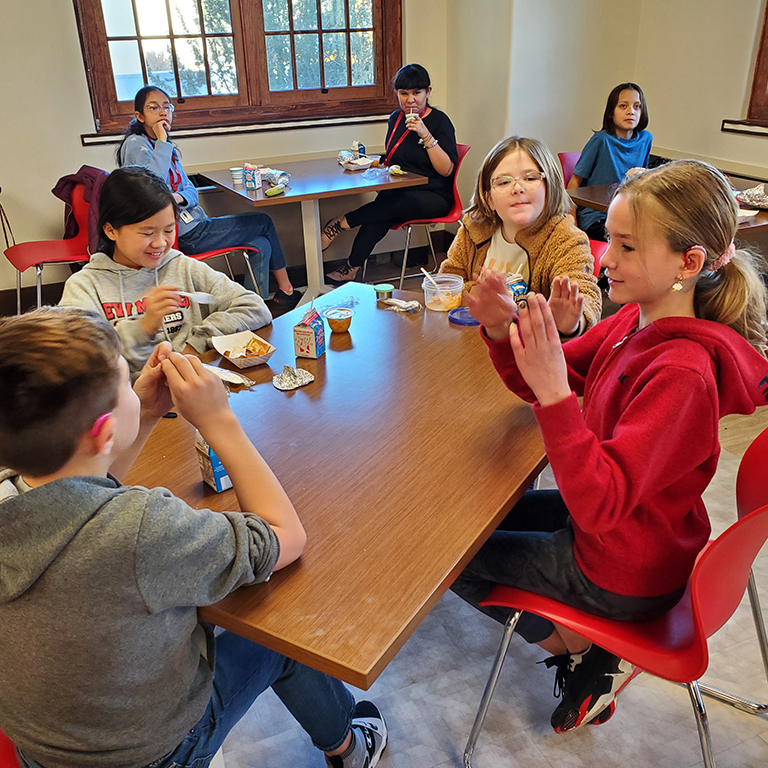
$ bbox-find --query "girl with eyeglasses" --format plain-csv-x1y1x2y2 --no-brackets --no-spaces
568,83,652,242
439,136,601,337
116,86,301,307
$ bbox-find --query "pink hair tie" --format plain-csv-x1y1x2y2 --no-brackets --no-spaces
710,242,736,271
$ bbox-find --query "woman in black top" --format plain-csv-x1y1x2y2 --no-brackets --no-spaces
324,64,458,284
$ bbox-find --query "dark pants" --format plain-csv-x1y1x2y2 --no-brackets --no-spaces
345,188,451,267
450,491,685,643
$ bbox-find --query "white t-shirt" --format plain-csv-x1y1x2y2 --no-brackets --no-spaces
483,228,530,286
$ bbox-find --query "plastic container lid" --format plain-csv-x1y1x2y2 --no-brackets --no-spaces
374,283,395,293
448,306,480,326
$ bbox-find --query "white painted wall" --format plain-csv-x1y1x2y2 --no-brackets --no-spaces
634,0,768,178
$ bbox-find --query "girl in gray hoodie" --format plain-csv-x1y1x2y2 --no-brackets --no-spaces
60,167,272,378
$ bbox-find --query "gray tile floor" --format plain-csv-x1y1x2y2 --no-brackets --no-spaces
219,425,768,768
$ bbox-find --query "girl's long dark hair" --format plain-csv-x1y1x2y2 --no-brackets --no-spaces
115,85,175,166
98,166,178,257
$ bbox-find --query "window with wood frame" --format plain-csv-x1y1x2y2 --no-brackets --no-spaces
74,0,402,134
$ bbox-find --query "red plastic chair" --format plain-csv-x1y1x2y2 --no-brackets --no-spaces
557,151,581,186
0,728,19,768
589,239,608,276
362,144,471,289
463,502,768,768
4,184,90,312
172,228,267,298
696,424,768,714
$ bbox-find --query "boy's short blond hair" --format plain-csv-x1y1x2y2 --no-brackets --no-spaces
0,307,121,476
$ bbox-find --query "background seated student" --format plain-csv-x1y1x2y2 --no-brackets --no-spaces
118,85,301,307
567,82,652,241
439,136,601,337
323,63,458,285
0,306,387,768
452,160,768,732
60,167,272,380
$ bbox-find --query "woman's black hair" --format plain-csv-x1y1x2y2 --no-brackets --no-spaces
392,63,431,91
98,166,179,257
601,82,649,137
115,85,174,166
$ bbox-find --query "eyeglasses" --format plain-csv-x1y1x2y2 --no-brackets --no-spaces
490,172,546,190
145,102,175,114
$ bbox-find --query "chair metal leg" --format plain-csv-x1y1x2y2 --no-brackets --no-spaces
242,252,261,298
697,570,768,714
361,258,368,282
687,680,717,768
425,226,438,271
463,610,521,768
399,226,413,290
16,270,21,314
36,265,43,308
223,254,235,281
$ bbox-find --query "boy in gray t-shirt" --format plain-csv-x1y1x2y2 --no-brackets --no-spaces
0,307,386,768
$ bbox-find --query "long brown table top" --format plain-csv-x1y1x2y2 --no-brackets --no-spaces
125,282,546,688
200,156,427,208
568,178,768,232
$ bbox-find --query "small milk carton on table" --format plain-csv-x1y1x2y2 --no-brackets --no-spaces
293,308,326,359
195,431,232,492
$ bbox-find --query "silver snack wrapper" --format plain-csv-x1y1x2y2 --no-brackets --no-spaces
736,183,768,210
265,169,291,187
381,298,422,313
273,364,315,391
202,363,254,388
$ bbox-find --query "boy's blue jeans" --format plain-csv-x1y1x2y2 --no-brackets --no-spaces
18,631,355,768
179,212,286,298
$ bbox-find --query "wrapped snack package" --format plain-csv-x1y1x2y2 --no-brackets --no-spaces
381,298,422,313
202,363,255,388
273,365,315,391
736,184,768,210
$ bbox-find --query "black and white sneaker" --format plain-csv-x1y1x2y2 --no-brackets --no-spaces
326,700,387,768
549,644,639,732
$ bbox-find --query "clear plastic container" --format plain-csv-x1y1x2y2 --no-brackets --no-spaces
422,274,464,312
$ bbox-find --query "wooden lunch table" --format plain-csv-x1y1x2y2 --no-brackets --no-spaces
199,158,428,306
124,282,547,689
568,177,768,235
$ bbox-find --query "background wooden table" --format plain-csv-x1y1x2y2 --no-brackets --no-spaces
125,282,546,688
200,158,428,304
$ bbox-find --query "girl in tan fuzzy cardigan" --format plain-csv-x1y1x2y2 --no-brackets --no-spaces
439,136,601,336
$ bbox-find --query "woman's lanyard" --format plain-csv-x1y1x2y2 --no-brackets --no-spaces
383,107,428,166
148,138,182,192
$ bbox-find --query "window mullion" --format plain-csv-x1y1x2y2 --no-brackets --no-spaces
345,0,352,88
128,0,149,87
197,0,213,96
288,0,298,91
315,0,325,90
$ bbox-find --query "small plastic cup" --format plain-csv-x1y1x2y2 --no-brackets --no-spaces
230,167,244,184
324,307,354,333
422,274,464,312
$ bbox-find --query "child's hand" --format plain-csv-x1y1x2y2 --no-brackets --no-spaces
154,119,171,142
548,275,584,337
509,293,571,406
140,285,181,337
133,342,174,418
467,268,518,340
160,352,231,431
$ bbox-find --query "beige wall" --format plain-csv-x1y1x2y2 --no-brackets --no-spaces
634,0,768,177
2,0,768,292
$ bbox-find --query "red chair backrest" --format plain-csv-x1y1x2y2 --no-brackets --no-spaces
736,424,768,520
589,239,608,276
443,143,471,222
70,183,90,251
558,152,581,186
691,504,768,638
0,728,19,768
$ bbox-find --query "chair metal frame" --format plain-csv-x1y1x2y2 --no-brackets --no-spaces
463,501,768,768
4,183,91,313
361,144,471,290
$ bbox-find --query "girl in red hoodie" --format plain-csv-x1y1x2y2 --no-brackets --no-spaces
451,159,768,732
